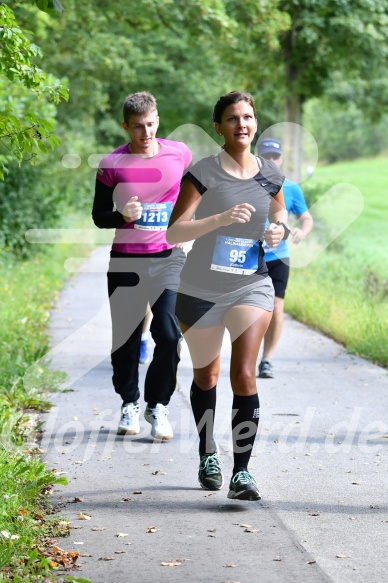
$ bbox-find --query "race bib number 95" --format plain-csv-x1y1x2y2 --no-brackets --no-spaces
211,235,260,274
134,202,172,231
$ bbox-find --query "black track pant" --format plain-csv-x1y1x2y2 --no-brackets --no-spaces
107,248,185,405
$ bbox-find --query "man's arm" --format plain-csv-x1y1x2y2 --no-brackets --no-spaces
292,210,313,244
92,178,126,229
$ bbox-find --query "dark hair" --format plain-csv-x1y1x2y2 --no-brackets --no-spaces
212,91,256,123
123,91,157,123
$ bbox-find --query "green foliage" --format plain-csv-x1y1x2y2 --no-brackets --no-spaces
324,71,388,124
0,160,67,256
0,216,95,580
276,0,388,99
0,449,68,579
304,98,388,163
0,251,67,445
12,0,288,140
300,177,337,207
0,3,68,178
30,0,64,13
286,155,388,367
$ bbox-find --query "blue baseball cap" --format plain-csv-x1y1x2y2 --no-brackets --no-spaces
256,138,282,156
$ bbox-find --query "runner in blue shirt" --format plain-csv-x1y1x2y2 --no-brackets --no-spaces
255,138,313,378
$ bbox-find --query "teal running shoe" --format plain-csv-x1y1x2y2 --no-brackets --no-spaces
227,470,261,500
198,444,224,490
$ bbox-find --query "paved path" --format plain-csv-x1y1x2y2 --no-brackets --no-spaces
40,246,388,583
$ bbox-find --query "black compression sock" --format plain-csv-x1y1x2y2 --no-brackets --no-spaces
190,380,217,455
231,393,260,474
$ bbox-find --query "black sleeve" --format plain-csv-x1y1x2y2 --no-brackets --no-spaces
92,178,126,229
182,171,207,195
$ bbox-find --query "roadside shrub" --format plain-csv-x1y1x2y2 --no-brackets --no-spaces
301,177,337,207
0,162,66,257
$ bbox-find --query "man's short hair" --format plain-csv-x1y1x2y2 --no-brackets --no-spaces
256,138,282,156
123,91,157,123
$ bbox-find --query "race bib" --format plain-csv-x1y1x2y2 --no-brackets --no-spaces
211,235,260,274
134,202,172,231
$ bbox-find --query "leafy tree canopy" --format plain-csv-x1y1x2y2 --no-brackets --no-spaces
0,2,68,178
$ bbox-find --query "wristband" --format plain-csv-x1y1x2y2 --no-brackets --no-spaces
276,221,291,241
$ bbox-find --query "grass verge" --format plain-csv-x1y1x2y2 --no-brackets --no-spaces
0,212,94,582
286,155,388,367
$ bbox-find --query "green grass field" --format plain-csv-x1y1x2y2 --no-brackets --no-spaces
285,155,388,367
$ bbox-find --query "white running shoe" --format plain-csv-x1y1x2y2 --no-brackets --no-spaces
144,403,173,440
117,402,140,435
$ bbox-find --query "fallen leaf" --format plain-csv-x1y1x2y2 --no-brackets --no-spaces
336,554,351,559
244,528,261,533
115,550,127,554
147,526,158,533
48,561,60,568
239,524,252,528
133,491,142,494
224,564,238,568
122,498,132,502
305,453,312,456
91,527,106,531
49,546,80,570
52,545,65,553
73,542,84,545
273,556,282,561
70,525,82,529
78,512,91,520
73,461,84,465
116,533,128,537
308,512,320,516
80,553,93,557
71,497,84,503
207,528,216,533
99,556,114,561
307,560,316,564
351,482,362,485
208,534,216,538
161,559,183,566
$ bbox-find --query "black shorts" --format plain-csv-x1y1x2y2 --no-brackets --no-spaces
266,258,290,299
175,277,274,328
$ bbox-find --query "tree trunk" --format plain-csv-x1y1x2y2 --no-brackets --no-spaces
284,92,303,182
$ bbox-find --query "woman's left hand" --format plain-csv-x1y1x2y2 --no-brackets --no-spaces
264,222,284,247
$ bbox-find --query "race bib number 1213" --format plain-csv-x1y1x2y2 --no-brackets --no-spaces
134,202,172,231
